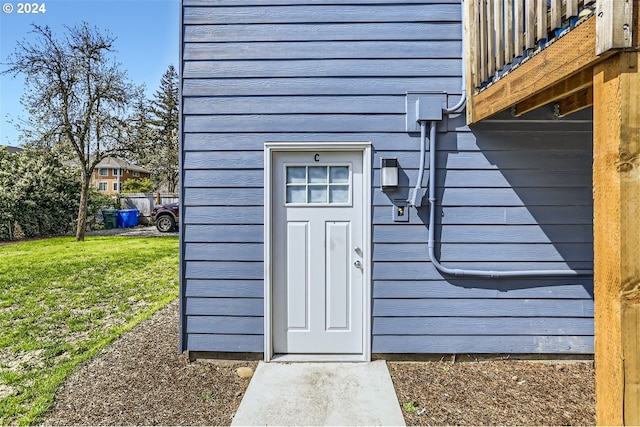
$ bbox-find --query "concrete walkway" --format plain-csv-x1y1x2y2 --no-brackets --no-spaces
231,360,406,426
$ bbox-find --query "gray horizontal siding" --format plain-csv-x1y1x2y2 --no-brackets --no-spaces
183,168,591,189
180,0,594,355
183,207,263,224
184,95,408,115
186,316,263,334
372,299,594,317
182,77,462,97
373,243,592,262
373,169,591,188
183,0,461,6
186,297,264,316
183,5,461,24
180,278,593,299
184,22,462,43
187,334,263,352
372,335,593,354
183,225,263,242
183,59,461,78
373,317,594,336
184,186,591,209
373,280,593,299
182,145,590,171
373,187,592,205
184,114,405,133
372,261,592,280
185,243,263,261
373,225,593,243
185,262,263,280
183,41,463,61
182,188,263,205
182,131,591,152
183,169,264,187
372,206,593,225
185,280,263,298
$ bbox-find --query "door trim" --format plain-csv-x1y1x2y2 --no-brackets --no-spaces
264,142,372,362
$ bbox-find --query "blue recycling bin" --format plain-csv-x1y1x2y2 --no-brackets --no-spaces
117,209,139,228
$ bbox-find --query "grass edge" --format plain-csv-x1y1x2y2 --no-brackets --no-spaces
20,293,178,426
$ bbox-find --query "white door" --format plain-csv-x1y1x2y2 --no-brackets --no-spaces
272,150,365,355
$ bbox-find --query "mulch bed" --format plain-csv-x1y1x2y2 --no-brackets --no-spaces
42,299,595,426
388,359,594,426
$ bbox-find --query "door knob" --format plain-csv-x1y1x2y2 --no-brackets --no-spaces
354,260,362,268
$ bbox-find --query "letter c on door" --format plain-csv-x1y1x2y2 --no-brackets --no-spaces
314,153,320,162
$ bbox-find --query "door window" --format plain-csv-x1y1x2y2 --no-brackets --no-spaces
285,165,351,205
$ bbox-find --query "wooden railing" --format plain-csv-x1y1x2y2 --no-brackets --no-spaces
467,0,597,90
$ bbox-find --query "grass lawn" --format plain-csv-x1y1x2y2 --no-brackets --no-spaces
0,236,179,426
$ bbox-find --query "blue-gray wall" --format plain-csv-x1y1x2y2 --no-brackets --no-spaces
180,0,594,354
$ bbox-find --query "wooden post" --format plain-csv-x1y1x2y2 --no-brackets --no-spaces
525,0,535,49
479,0,488,83
495,0,504,70
595,0,634,55
536,0,547,43
514,0,523,55
487,0,496,76
550,0,561,32
464,0,478,123
504,0,513,66
593,51,640,426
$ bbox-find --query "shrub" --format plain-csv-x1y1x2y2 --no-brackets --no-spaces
0,147,81,240
121,177,155,194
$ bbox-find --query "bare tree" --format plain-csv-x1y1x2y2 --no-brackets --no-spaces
3,22,134,241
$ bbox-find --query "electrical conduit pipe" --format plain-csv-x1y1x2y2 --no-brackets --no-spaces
412,0,591,277
409,121,428,208
409,0,465,209
419,120,593,278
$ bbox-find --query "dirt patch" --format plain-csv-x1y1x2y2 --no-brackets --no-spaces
42,300,595,426
86,225,177,237
0,226,176,247
0,384,14,400
42,300,256,426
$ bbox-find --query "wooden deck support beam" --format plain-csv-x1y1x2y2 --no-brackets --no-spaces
593,51,640,426
513,68,593,116
470,15,602,123
554,86,593,117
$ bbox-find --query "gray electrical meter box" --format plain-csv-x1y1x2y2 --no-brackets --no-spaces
405,92,446,133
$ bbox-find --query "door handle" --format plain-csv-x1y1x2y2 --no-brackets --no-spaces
354,260,362,268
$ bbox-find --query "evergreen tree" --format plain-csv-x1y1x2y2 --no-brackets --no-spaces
146,65,179,193
128,86,155,167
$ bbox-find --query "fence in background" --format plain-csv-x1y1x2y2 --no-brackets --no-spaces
120,193,179,224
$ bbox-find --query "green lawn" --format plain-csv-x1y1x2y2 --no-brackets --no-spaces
0,236,179,426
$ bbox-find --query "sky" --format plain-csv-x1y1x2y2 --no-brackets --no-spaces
0,0,179,146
